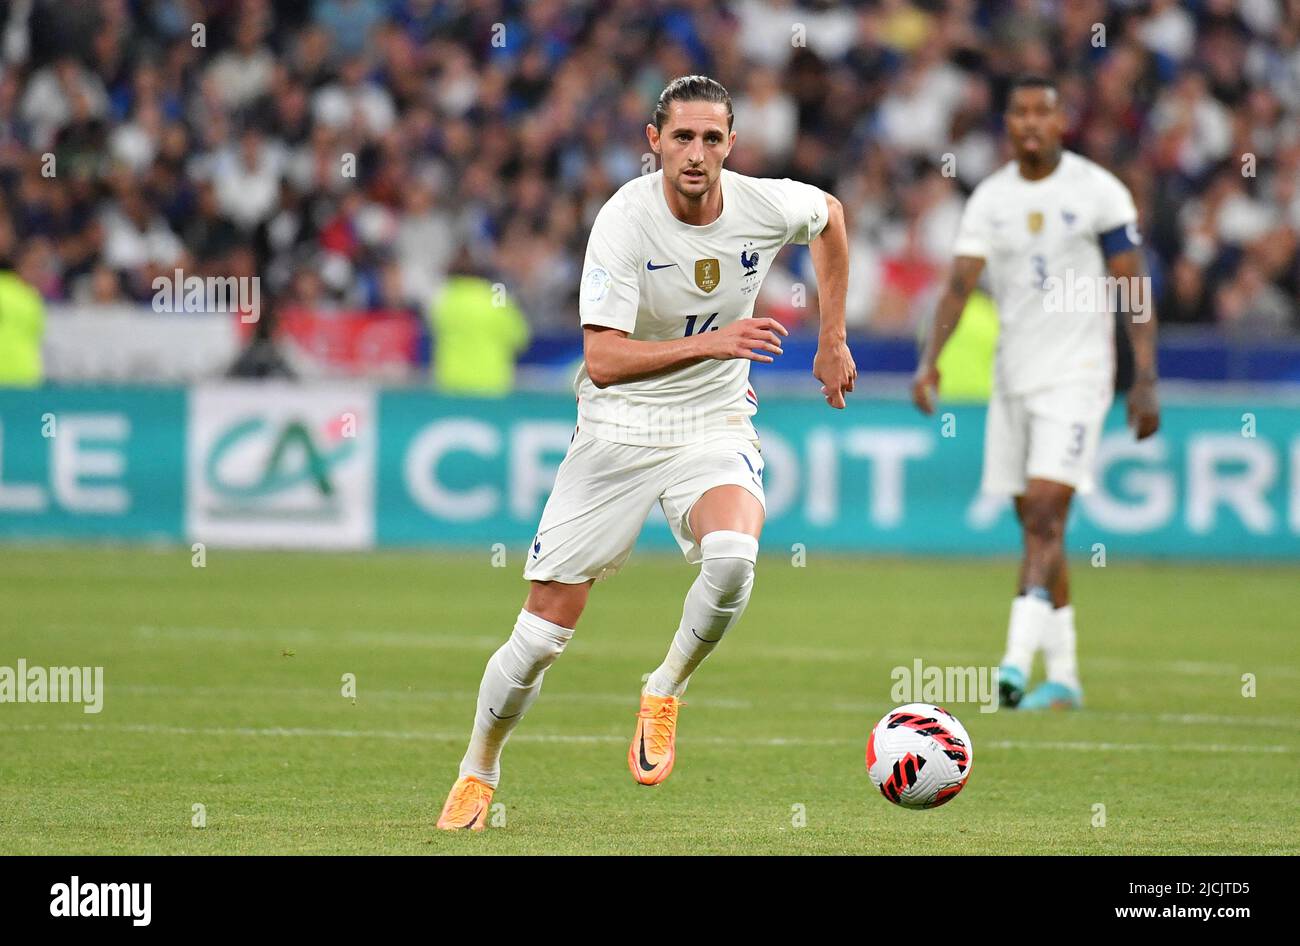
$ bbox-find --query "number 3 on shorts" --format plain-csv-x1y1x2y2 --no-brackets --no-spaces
1066,422,1086,459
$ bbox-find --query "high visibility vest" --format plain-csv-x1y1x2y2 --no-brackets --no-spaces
429,276,530,396
0,272,45,388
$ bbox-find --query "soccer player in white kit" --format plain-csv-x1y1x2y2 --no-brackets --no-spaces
437,76,857,829
913,76,1160,711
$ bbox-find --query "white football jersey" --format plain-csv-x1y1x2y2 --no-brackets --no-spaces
576,168,828,446
952,151,1139,395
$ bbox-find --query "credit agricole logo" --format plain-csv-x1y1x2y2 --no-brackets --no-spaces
203,415,357,520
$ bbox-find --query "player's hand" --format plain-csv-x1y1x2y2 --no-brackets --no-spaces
705,317,788,363
912,363,940,415
814,339,856,409
1127,379,1160,440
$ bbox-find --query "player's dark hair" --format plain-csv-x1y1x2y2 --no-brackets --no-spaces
1007,74,1058,100
653,75,733,131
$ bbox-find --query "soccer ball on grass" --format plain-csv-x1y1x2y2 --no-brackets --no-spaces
866,703,973,809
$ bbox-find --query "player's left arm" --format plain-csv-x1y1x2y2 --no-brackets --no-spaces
1106,244,1159,440
809,192,857,409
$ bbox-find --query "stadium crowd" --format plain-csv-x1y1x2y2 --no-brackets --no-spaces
1,0,1298,349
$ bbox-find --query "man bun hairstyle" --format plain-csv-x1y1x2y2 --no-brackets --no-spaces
653,75,733,131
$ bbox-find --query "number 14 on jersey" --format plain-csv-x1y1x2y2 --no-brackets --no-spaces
683,312,720,336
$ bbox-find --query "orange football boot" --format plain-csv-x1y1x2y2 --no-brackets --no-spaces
435,775,494,831
629,693,682,785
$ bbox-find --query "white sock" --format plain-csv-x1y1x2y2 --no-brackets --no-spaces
1001,595,1052,679
458,609,574,787
645,531,758,699
1043,604,1081,691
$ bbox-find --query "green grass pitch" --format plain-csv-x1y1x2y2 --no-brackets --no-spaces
1,545,1296,855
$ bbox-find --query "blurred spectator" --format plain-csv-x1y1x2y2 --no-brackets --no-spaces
285,263,337,314
99,188,184,292
20,56,108,150
70,262,128,305
395,174,455,308
314,0,385,61
1139,0,1196,67
183,181,242,273
1150,70,1233,178
311,54,396,136
211,126,286,231
0,219,46,387
429,252,529,396
733,67,798,164
1216,258,1296,336
0,0,1291,348
204,13,276,111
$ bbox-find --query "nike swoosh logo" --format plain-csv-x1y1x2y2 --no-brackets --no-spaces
489,707,520,720
638,730,657,772
464,808,481,829
690,627,722,643
646,261,677,271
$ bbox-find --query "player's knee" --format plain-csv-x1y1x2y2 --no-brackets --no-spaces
702,556,754,600
699,531,759,603
1019,499,1065,543
501,609,574,682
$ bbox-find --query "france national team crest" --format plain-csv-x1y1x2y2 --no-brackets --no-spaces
1027,211,1044,234
740,243,760,295
694,258,720,293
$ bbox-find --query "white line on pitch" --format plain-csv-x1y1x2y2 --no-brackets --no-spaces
105,684,1300,730
123,624,1300,679
0,722,1294,754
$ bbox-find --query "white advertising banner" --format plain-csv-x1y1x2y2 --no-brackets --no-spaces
44,306,241,382
187,383,376,548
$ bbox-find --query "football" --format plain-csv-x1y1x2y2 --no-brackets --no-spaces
866,704,974,809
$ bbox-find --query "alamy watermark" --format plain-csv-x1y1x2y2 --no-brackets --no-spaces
605,400,708,445
50,876,150,926
890,659,999,713
1043,269,1151,322
0,658,104,714
151,268,260,323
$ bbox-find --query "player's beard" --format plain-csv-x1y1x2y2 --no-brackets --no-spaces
1016,139,1061,176
672,164,715,200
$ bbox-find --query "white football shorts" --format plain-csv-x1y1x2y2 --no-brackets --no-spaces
981,381,1113,496
522,429,766,584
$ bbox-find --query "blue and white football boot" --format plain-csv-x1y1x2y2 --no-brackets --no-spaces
998,665,1027,708
1019,680,1083,710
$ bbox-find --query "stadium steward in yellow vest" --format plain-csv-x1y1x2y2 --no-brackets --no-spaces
0,267,45,388
429,274,530,396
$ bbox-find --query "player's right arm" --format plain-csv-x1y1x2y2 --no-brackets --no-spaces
912,255,985,414
912,183,992,414
583,319,788,388
578,196,785,387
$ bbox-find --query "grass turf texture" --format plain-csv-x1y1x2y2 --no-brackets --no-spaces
1,546,1296,855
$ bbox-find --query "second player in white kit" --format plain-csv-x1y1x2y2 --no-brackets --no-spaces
914,76,1160,713
437,75,857,829
953,149,1139,498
